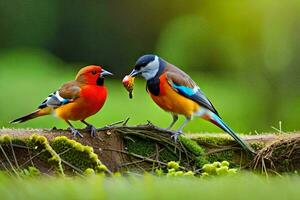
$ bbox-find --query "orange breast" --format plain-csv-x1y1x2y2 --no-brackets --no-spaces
55,85,107,121
149,74,199,117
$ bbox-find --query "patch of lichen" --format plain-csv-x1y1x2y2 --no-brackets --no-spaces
50,136,108,174
0,135,27,153
124,136,156,157
0,134,109,175
0,134,54,166
28,134,64,175
0,135,25,146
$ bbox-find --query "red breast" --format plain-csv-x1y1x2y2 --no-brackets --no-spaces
55,85,107,121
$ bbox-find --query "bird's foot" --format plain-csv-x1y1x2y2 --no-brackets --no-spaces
171,131,183,142
85,124,97,137
70,127,83,138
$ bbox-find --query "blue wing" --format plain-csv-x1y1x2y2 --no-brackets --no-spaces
172,83,220,117
165,71,220,117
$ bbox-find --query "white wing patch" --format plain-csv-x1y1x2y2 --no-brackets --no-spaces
38,91,70,109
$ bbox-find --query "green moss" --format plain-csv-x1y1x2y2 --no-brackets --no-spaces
192,135,235,146
195,156,209,168
28,134,64,176
0,134,12,143
179,136,208,168
24,135,110,176
0,135,27,148
250,142,265,151
179,136,205,156
50,136,107,173
124,136,155,157
158,147,178,162
19,166,41,178
207,150,235,164
282,159,290,170
10,138,27,146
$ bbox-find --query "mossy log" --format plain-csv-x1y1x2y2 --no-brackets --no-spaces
0,123,299,175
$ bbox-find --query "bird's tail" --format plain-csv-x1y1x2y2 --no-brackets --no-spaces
209,113,255,154
10,108,51,124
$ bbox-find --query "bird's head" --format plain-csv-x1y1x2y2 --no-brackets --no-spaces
76,65,113,85
129,54,160,80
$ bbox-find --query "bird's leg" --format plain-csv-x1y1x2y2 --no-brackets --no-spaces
65,120,83,138
166,114,178,130
81,120,97,137
177,117,191,133
171,117,191,141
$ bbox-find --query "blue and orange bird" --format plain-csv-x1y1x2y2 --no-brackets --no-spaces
127,54,254,153
10,65,113,137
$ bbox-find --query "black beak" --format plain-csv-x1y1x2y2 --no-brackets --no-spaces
101,69,113,76
129,69,141,77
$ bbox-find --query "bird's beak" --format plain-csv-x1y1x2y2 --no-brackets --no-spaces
129,69,141,77
101,69,113,76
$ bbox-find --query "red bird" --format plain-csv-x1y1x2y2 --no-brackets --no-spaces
10,65,113,137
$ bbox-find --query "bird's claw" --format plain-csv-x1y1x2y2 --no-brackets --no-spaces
171,132,182,142
86,125,97,137
70,128,83,138
104,125,112,129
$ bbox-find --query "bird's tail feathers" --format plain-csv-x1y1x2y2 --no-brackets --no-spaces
209,113,255,154
10,108,51,124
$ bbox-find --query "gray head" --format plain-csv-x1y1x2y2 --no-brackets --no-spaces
129,54,160,80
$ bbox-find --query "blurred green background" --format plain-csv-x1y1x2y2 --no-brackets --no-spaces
0,0,299,134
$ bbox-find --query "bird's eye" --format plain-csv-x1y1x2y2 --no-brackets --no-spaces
91,70,97,75
135,63,145,71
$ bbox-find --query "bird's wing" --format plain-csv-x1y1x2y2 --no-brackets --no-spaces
165,70,220,117
38,81,81,109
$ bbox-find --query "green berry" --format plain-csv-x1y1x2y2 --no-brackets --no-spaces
166,172,175,177
228,169,237,174
201,172,209,177
84,168,95,176
183,171,194,177
202,164,216,174
114,172,121,177
212,161,221,168
155,168,163,176
216,166,229,175
167,161,179,170
221,161,230,167
96,165,108,173
174,171,184,177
